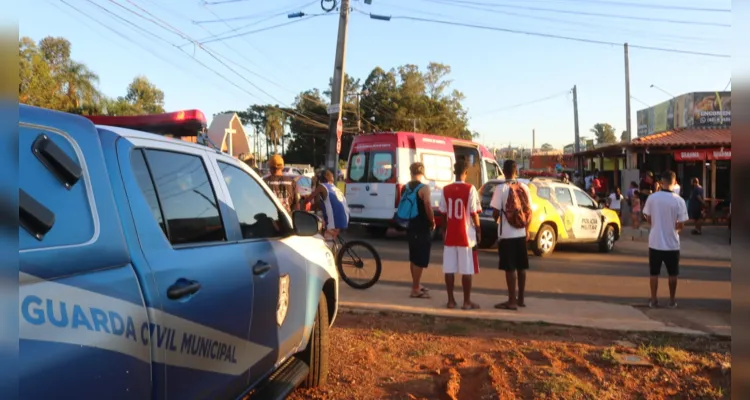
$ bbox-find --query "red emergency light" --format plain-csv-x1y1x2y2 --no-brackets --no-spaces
85,109,207,138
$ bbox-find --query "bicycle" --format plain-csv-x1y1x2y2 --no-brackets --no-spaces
322,229,382,290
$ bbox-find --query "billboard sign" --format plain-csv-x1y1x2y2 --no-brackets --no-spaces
691,92,731,127
636,91,730,137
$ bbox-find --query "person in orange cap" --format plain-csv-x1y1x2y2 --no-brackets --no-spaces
263,154,299,213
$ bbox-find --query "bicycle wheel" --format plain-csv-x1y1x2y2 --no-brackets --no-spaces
335,240,382,289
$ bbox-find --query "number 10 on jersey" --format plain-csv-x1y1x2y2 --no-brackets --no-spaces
446,198,465,220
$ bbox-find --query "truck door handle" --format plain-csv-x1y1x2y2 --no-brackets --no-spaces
253,260,271,275
167,279,202,300
369,193,378,196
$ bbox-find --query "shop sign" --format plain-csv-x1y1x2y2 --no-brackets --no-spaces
673,150,706,161
707,148,731,160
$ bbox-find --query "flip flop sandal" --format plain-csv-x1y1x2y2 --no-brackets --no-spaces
410,291,431,299
462,303,481,310
494,302,518,311
446,302,457,309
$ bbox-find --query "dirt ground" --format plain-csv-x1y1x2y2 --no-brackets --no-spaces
290,311,731,400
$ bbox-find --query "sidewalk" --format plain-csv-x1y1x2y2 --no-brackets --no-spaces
339,284,730,336
620,225,731,260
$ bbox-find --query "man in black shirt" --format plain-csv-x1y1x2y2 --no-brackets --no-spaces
263,154,299,214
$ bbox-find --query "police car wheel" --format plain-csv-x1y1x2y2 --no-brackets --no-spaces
599,225,616,253
533,224,556,257
300,293,330,388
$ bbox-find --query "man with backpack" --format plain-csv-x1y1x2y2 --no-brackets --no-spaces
490,159,533,311
439,160,482,309
396,162,435,299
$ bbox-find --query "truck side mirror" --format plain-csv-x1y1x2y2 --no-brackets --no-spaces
293,211,322,236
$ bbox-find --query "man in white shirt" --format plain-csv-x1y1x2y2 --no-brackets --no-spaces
642,170,689,308
489,160,532,311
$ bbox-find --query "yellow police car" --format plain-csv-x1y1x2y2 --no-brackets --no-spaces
478,177,622,256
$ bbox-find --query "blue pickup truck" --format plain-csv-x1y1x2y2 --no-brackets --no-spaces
18,105,339,399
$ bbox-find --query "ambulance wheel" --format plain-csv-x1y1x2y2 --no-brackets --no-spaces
532,224,556,257
300,293,330,388
366,226,388,238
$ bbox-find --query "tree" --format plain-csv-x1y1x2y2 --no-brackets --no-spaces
590,123,617,144
541,143,554,151
620,130,628,142
19,36,166,116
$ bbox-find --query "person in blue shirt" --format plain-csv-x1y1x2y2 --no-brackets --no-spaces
303,170,350,240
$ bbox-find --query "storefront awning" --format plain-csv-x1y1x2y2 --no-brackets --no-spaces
630,128,730,147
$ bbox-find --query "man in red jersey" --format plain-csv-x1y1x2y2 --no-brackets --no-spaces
439,159,482,310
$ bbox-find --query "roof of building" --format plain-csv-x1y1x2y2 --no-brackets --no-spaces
630,128,730,147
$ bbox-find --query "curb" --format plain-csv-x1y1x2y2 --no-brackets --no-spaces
337,302,708,336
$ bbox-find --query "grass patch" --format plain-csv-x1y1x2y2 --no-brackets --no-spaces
599,346,617,365
638,344,691,369
532,368,597,399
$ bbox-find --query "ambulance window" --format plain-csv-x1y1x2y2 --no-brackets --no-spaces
422,154,453,182
348,152,367,182
370,152,393,182
485,160,501,180
144,150,226,246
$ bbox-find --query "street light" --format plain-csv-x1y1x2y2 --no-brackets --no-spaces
649,84,676,99
369,13,392,21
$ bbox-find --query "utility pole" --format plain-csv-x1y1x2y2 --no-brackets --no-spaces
624,43,633,169
325,0,351,174
572,85,582,177
355,93,362,133
531,128,536,157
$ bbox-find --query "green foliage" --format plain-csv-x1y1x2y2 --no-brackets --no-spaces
590,123,618,144
246,62,472,166
541,143,554,151
19,36,165,116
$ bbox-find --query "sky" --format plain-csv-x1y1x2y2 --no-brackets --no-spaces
17,0,731,150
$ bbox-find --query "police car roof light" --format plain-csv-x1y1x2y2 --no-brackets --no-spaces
84,110,207,138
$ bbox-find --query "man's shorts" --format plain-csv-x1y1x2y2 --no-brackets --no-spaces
498,237,530,271
649,248,680,276
443,246,479,275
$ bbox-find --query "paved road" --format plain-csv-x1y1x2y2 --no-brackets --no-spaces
342,227,731,313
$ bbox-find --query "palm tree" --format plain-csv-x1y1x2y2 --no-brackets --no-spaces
62,61,101,111
265,107,284,154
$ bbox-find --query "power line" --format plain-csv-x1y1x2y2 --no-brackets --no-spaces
82,0,331,130
423,0,730,27
474,90,570,116
193,1,318,24
724,79,731,91
506,0,730,13
369,12,730,58
401,0,720,45
199,14,332,44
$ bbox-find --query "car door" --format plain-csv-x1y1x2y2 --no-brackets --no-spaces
551,185,577,237
571,187,603,240
212,160,310,369
122,143,268,400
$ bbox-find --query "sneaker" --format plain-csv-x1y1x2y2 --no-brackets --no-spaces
668,301,677,309
649,300,659,308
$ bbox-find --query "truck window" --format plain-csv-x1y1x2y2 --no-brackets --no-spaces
141,149,226,245
131,150,167,237
218,162,288,239
422,153,453,182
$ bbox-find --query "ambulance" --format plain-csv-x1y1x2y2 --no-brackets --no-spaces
344,131,502,237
